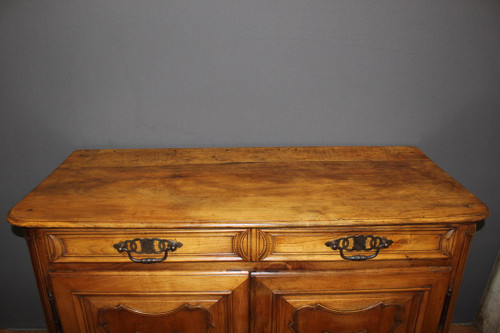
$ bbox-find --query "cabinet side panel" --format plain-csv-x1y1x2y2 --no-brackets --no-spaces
442,223,477,333
25,228,60,333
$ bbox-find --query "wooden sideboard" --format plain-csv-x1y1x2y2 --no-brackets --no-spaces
7,146,489,333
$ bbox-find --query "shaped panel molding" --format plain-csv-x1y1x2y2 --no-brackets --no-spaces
97,303,213,333
290,302,403,333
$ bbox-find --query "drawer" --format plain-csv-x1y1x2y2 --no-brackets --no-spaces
45,229,249,263
258,227,457,261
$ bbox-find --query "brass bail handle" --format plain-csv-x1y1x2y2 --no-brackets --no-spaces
113,238,183,264
325,235,393,261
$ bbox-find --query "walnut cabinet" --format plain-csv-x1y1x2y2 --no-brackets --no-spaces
8,147,489,333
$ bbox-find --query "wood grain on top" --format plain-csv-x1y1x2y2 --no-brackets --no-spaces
7,146,489,228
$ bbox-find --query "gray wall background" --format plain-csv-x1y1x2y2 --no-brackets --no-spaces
1,0,499,328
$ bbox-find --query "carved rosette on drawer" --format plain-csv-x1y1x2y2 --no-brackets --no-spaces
440,229,456,257
234,229,273,261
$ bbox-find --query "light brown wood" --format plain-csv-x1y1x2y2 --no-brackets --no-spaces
6,146,489,333
42,225,456,264
44,229,247,263
252,267,451,332
7,146,488,228
260,226,457,262
50,271,249,332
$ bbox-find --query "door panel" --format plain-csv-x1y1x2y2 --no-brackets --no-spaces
50,271,249,333
251,267,451,333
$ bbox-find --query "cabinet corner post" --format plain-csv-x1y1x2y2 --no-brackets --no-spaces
47,289,62,333
438,287,454,331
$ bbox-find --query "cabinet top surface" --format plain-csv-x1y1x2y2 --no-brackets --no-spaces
7,146,488,228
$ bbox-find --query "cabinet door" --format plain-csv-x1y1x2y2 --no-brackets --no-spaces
50,271,249,333
251,267,451,333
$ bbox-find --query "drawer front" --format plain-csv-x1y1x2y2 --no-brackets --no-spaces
259,227,457,262
45,229,248,263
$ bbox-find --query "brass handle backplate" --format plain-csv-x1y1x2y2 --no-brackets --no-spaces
325,235,393,261
113,238,183,264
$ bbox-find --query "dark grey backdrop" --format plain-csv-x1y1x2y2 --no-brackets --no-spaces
1,0,499,328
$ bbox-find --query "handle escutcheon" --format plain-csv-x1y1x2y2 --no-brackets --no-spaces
325,235,393,261
113,238,183,264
